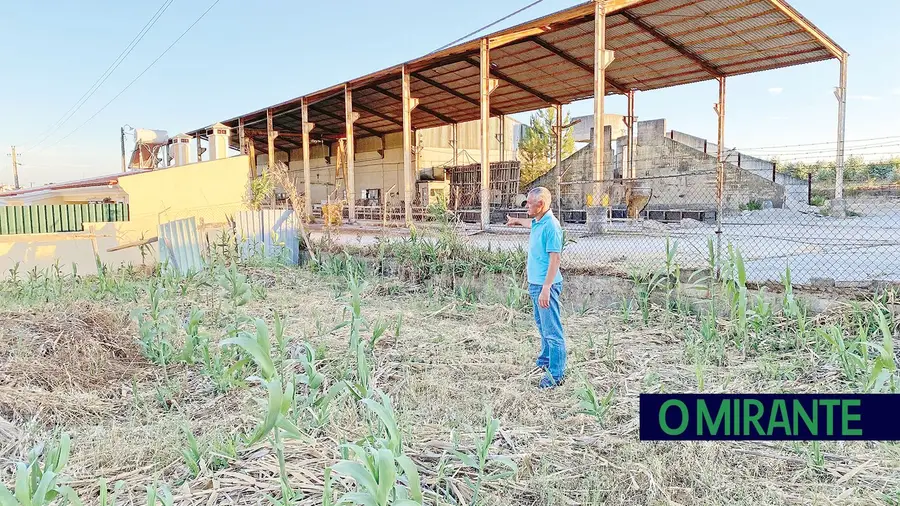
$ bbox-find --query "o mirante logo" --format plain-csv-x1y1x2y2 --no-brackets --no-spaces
640,394,899,441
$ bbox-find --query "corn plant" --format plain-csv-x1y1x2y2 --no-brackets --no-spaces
0,433,71,506
748,288,773,347
866,307,898,393
722,245,749,353
369,317,390,350
218,263,253,328
131,283,177,367
331,446,423,506
145,484,175,506
817,324,866,387
451,414,517,506
294,341,347,430
330,391,423,506
221,318,305,504
181,427,203,480
177,308,205,364
575,377,615,425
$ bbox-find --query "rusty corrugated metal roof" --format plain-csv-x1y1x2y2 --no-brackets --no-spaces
186,0,844,155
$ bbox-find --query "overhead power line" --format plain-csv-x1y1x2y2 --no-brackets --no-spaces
35,0,223,155
428,0,545,55
21,0,176,151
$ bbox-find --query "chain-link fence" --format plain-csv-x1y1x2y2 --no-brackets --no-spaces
535,168,900,287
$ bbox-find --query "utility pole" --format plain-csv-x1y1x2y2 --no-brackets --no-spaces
121,127,127,173
8,146,21,189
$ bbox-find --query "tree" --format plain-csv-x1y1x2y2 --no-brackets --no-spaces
517,108,575,186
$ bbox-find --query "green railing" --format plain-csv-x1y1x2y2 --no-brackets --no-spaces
0,203,130,235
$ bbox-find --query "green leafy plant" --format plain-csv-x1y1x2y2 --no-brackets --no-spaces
131,283,177,367
575,377,615,425
221,319,306,504
451,414,518,506
0,433,71,506
330,391,423,506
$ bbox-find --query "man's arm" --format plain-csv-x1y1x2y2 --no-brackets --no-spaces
543,252,561,286
505,214,531,227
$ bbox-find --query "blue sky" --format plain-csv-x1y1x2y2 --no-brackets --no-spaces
2,0,898,186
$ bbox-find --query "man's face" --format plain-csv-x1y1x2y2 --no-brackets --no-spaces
525,195,544,217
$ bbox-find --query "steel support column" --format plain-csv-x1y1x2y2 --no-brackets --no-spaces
626,90,636,179
555,104,563,220
480,38,499,230
832,54,848,217
715,77,726,278
592,0,612,204
301,97,314,219
452,123,459,167
345,84,357,222
238,118,245,156
196,135,202,164
267,108,277,172
401,65,418,225
499,115,506,162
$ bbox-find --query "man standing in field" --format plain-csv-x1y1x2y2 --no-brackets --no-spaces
506,187,566,389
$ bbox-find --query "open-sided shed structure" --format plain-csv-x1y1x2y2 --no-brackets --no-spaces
185,0,847,226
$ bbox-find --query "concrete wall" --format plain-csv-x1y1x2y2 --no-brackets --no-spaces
669,130,808,206
525,125,615,209
631,135,783,210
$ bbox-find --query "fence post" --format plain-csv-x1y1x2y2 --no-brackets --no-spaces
808,172,812,204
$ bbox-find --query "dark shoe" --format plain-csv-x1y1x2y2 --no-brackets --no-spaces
539,374,565,389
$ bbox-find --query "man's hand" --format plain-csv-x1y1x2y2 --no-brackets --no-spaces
538,284,551,308
506,214,520,227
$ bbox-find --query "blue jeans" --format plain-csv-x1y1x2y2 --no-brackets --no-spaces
529,282,566,381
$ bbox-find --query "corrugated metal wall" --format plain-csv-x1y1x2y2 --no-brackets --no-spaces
234,209,300,264
0,203,129,235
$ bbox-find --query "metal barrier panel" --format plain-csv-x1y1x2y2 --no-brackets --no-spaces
158,217,204,276
234,209,300,264
0,203,129,235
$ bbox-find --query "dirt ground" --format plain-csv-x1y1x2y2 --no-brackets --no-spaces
0,261,898,505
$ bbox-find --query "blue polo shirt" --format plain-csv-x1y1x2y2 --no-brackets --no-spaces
527,210,564,286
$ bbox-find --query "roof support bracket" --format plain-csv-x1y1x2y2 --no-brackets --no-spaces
464,57,557,105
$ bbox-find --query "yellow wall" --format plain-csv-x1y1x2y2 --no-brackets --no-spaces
114,155,250,242
0,157,250,279
0,223,145,278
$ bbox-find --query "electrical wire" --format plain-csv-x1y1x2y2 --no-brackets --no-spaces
20,0,176,151
34,0,223,155
427,0,545,55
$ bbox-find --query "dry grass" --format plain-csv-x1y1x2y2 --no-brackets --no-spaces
0,264,898,505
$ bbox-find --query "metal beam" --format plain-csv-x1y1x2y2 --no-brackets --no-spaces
764,0,845,60
621,11,722,77
464,57,558,105
310,104,382,139
368,85,458,125
353,102,403,127
528,36,628,95
411,72,502,116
